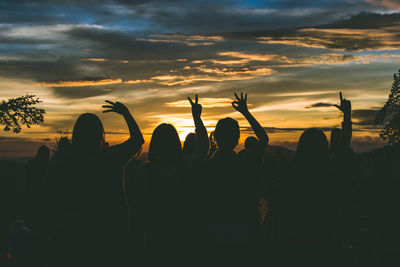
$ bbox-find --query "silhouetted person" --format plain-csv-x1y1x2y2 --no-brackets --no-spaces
183,132,196,155
273,92,353,266
331,94,356,249
125,94,208,267
239,136,269,224
25,145,50,233
45,100,144,266
244,136,259,150
201,92,268,267
58,137,70,150
238,136,264,170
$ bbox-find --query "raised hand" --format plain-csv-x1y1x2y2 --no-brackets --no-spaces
232,91,248,114
188,94,202,117
334,92,351,118
232,91,269,148
102,100,129,116
102,100,144,152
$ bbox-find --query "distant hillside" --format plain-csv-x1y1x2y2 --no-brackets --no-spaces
265,145,294,162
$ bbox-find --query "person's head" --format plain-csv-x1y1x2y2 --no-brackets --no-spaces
214,117,240,151
330,128,342,153
244,136,259,151
183,132,196,155
58,137,70,150
292,128,329,169
72,113,105,152
148,123,182,162
36,145,50,161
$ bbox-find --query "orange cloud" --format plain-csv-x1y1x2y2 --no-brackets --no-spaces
150,74,222,86
138,34,224,46
366,0,400,8
165,98,233,108
150,66,276,86
124,79,153,84
218,51,283,62
258,36,334,49
210,59,251,65
258,26,400,51
196,66,275,76
81,58,108,62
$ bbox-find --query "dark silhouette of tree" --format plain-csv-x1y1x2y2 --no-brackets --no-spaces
0,95,45,133
375,69,400,145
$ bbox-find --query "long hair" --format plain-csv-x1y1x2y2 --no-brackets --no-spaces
183,132,196,155
291,128,330,174
148,123,182,162
330,128,342,154
72,113,105,152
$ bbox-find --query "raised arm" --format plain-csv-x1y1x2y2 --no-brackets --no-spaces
188,94,209,156
334,92,352,150
102,100,144,156
232,92,269,149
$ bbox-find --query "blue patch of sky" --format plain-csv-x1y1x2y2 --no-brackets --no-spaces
354,50,400,56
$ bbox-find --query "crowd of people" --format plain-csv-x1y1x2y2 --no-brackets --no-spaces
1,91,399,267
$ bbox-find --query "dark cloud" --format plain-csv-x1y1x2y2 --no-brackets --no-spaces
220,12,400,51
52,86,113,99
305,102,334,108
352,109,379,125
321,12,400,29
0,0,391,33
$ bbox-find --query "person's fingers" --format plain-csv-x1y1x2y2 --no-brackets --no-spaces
105,100,116,105
339,92,343,102
245,93,247,102
234,92,239,101
102,105,113,108
195,94,198,104
334,104,341,110
188,97,194,105
241,92,244,100
103,109,113,113
232,101,239,108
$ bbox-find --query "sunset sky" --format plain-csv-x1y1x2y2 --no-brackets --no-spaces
1,0,400,158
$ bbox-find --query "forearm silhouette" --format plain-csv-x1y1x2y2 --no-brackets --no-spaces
334,92,352,150
232,92,269,148
188,94,209,156
102,100,144,146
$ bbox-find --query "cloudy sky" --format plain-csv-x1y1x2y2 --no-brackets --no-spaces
1,0,400,158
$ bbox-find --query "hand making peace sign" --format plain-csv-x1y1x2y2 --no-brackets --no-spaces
188,94,202,117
